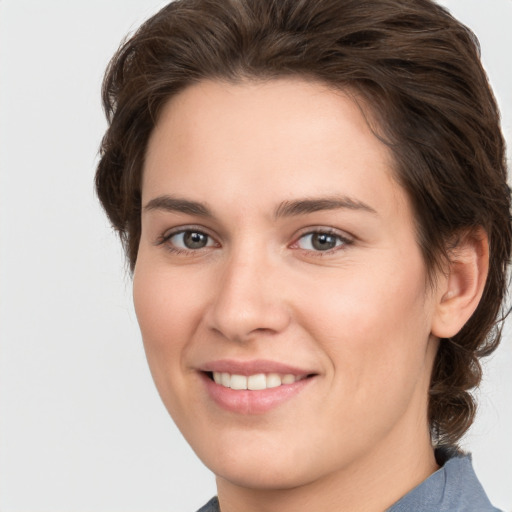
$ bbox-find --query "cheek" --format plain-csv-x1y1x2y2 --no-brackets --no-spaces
297,254,433,396
133,250,210,334
132,259,206,393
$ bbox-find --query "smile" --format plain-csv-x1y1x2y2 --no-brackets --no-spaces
200,362,316,414
212,372,305,390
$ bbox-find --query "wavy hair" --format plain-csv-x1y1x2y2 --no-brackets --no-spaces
96,0,511,446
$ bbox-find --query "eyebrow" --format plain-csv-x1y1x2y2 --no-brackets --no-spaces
274,196,377,219
143,194,377,218
144,195,213,217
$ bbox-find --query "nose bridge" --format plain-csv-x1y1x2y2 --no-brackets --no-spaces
207,239,290,341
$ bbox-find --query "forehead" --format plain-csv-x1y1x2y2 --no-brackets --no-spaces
142,78,406,218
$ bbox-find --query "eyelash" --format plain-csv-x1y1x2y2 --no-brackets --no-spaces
157,227,353,256
291,228,353,254
157,227,218,255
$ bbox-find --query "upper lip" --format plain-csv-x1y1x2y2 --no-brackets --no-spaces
199,359,316,376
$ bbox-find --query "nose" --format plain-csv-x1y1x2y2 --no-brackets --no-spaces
205,249,291,342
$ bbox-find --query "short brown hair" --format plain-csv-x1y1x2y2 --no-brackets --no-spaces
96,0,511,447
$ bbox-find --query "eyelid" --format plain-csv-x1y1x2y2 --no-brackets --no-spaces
154,224,353,255
156,225,220,252
289,227,354,253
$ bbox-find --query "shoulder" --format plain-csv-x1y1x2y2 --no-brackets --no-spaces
196,497,220,512
388,448,502,512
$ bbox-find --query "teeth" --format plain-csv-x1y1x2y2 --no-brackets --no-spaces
266,373,282,388
211,372,302,390
221,372,231,387
247,373,266,390
282,374,296,385
230,374,247,390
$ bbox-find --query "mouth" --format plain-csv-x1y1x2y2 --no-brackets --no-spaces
205,371,312,390
199,362,317,414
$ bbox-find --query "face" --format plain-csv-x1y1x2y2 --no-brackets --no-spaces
134,78,440,491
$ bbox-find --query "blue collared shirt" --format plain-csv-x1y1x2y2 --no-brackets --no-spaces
197,451,501,512
387,451,501,512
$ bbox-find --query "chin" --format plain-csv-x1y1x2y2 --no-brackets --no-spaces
193,430,333,491
213,459,314,491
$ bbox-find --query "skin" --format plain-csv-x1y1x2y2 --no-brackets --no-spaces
133,78,487,512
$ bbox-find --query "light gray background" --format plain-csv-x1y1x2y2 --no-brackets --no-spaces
0,1,511,511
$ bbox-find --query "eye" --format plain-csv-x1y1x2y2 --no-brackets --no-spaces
295,231,349,252
163,229,216,251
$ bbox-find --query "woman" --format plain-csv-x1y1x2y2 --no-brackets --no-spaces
96,0,511,510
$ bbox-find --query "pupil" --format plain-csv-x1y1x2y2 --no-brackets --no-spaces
184,231,207,249
312,233,336,251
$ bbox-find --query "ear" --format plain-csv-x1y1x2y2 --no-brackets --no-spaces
431,228,489,339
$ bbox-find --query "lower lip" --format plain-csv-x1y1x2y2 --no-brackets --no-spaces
200,373,314,414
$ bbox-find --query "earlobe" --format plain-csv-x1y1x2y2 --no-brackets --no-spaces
431,228,489,339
